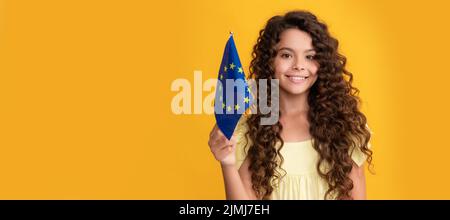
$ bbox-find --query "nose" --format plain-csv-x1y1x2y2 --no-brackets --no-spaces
292,57,306,71
293,66,304,71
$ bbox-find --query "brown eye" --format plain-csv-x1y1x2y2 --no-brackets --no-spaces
281,53,292,59
306,55,315,60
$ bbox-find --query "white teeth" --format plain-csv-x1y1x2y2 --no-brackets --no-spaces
287,75,309,83
288,76,307,80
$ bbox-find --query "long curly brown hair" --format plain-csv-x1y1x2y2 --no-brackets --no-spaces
245,10,373,200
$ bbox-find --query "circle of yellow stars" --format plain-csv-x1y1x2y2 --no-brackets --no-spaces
217,62,252,113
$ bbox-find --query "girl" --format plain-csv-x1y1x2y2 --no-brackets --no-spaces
208,10,373,200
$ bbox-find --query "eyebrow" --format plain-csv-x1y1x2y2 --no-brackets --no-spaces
278,47,316,53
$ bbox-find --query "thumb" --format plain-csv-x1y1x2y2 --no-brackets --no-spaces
229,135,237,146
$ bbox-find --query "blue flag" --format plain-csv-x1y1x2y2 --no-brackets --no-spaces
214,33,252,140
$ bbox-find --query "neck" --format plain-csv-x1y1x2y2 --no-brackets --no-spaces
279,90,309,116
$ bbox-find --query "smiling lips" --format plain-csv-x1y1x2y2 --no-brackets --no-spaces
285,74,309,84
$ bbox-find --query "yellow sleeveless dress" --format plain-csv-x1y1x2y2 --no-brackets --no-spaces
234,116,370,200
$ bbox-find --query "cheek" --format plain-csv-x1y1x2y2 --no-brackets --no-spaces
274,59,291,77
308,63,319,83
308,63,319,75
310,74,319,84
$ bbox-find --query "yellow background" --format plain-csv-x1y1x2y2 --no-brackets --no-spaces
1,0,449,199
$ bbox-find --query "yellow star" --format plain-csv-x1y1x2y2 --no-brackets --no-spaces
224,66,227,72
238,67,243,73
229,63,235,70
247,87,251,93
222,103,226,109
220,74,223,80
219,95,222,101
234,104,240,111
227,105,232,112
244,97,250,103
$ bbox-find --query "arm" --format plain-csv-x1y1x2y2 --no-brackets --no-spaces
221,156,258,200
209,125,258,200
349,162,367,200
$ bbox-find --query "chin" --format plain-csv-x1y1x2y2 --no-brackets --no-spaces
281,86,310,96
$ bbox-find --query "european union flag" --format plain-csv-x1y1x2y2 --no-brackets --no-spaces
214,33,252,140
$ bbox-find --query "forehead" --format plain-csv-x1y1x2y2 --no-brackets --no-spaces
277,28,314,51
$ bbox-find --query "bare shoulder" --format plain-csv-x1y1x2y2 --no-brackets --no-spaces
349,161,367,200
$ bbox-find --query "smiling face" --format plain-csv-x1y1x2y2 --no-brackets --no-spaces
273,28,319,96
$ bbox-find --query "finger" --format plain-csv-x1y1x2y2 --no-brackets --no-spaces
211,135,228,151
219,145,233,155
209,124,218,138
229,135,237,145
212,127,226,139
222,135,236,146
221,137,236,150
210,125,222,140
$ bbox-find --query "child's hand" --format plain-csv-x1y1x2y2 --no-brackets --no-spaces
208,124,237,166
